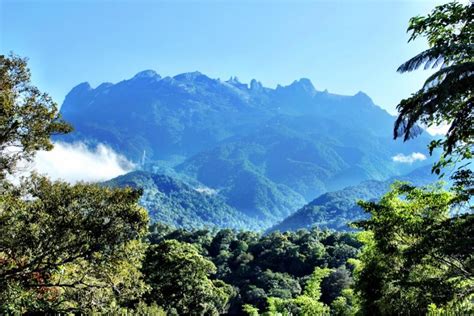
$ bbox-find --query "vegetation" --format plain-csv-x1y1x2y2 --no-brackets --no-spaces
0,176,150,313
106,170,261,230
147,224,362,314
0,54,71,180
354,183,473,314
1,1,472,314
268,166,435,233
353,2,473,314
0,54,154,314
394,1,473,196
143,239,235,315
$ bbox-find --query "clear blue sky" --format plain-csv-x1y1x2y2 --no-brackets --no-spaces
1,0,450,114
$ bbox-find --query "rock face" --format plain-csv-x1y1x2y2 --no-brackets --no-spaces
60,70,434,226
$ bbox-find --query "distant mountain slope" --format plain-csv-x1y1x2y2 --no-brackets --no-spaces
267,166,438,233
59,70,434,224
105,171,261,230
177,114,431,204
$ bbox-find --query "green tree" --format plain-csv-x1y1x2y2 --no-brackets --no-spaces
353,183,473,314
0,54,154,314
143,239,235,315
330,288,359,316
0,175,150,313
265,267,332,315
393,2,473,196
353,3,474,313
320,266,353,305
0,54,71,180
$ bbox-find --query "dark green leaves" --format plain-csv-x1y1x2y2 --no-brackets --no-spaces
394,2,473,198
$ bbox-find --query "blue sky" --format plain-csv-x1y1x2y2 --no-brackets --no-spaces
1,0,449,114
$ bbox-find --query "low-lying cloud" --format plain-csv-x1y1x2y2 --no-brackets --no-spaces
33,142,134,183
392,152,427,164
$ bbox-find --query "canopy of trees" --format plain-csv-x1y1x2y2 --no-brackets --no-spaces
354,183,473,314
148,223,362,314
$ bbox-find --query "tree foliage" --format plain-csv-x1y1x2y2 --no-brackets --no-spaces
0,54,71,180
352,3,474,314
0,175,150,313
264,267,332,315
394,2,473,186
142,239,235,315
148,224,362,314
353,183,473,314
0,55,156,314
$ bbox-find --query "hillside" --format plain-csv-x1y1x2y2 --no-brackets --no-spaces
105,171,261,230
267,166,438,232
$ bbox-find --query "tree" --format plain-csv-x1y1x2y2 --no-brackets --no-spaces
264,267,332,315
0,55,153,313
0,175,150,313
393,2,473,197
142,239,235,315
320,266,353,305
353,183,473,314
353,3,474,313
0,54,71,180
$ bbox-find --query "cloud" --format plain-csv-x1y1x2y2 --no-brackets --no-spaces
425,122,450,136
194,186,218,195
392,152,427,164
32,142,134,183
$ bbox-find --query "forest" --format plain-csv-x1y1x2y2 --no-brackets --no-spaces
0,2,472,315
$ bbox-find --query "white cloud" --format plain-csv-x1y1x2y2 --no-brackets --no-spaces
31,142,134,183
425,123,450,136
392,152,427,164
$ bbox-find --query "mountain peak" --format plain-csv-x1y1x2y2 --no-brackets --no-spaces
133,70,161,80
353,91,374,105
173,71,210,82
66,82,92,97
250,79,263,91
279,78,316,95
226,76,248,89
296,78,314,88
291,78,314,88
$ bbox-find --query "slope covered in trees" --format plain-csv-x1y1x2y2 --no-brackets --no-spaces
269,165,437,233
105,170,261,230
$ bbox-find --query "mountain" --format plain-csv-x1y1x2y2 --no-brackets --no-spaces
105,171,261,230
267,166,438,233
59,71,271,162
59,70,435,225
